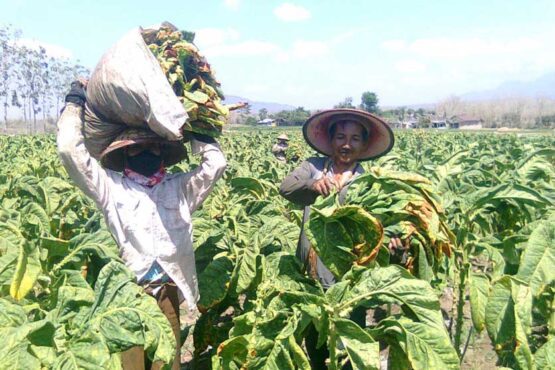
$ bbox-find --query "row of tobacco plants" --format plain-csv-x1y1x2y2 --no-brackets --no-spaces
0,130,553,369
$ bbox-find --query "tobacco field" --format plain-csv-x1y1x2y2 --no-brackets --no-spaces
0,129,553,370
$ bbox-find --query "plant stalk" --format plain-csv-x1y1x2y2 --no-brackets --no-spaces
328,319,338,370
454,257,469,358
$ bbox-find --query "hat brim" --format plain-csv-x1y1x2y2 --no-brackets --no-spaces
302,109,394,161
100,128,188,171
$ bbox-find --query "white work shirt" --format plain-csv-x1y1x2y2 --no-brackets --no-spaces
57,104,226,309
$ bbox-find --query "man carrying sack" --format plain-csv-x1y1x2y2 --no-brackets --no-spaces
58,80,226,369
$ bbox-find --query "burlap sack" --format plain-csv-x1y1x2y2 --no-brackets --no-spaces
84,22,187,159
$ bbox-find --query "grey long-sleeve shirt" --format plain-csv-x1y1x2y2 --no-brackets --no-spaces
279,157,364,288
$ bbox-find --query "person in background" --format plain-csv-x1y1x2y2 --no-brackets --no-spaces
271,133,290,162
279,108,397,368
58,81,227,370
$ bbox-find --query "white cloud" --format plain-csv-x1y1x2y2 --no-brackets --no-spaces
243,84,269,94
195,28,241,48
383,36,543,59
291,40,329,59
381,39,406,52
203,40,281,57
330,30,359,46
223,0,240,10
274,3,311,22
15,38,73,59
394,60,426,73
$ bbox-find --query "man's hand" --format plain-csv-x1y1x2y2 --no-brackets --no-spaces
310,177,337,197
191,132,216,144
65,80,88,107
388,236,409,265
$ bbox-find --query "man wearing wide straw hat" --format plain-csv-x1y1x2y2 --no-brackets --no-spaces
279,108,395,368
271,133,290,162
57,81,226,369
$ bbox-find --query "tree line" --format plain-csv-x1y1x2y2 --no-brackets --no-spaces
0,24,89,134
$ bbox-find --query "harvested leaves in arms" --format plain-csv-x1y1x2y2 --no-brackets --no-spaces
307,205,384,278
143,26,247,137
347,168,454,280
308,168,454,281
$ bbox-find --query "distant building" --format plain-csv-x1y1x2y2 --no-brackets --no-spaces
450,115,483,129
401,118,418,129
257,118,276,127
431,117,447,129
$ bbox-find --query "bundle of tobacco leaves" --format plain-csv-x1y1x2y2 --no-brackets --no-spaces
143,26,247,137
307,168,454,281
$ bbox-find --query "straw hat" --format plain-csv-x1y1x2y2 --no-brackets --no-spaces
302,108,394,161
100,128,188,171
277,133,289,141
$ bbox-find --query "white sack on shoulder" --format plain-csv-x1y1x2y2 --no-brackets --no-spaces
84,24,187,159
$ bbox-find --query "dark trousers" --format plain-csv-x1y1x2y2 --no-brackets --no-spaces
121,283,181,370
305,306,367,369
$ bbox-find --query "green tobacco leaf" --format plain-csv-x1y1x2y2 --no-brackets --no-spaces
52,231,120,273
335,318,380,370
197,256,234,312
534,338,555,370
214,335,249,370
216,312,302,370
469,272,490,333
230,177,269,199
38,177,74,215
235,242,260,294
48,285,95,325
377,318,460,370
183,90,209,104
471,183,553,215
516,220,555,297
22,202,51,235
0,298,27,327
307,205,383,278
485,276,533,370
10,240,41,300
84,262,175,366
52,332,111,370
0,342,41,370
0,300,54,370
243,312,300,369
342,266,445,330
416,242,433,282
0,242,18,286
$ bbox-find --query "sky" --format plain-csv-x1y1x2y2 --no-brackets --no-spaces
1,0,555,109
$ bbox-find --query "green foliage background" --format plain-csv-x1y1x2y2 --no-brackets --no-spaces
0,129,553,369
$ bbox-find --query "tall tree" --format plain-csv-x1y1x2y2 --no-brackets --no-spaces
0,24,20,131
360,91,379,113
258,107,268,121
334,97,355,109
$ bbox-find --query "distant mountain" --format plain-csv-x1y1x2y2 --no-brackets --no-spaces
223,95,296,113
462,72,555,101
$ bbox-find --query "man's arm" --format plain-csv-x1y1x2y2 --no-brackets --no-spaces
57,84,110,209
180,135,227,213
279,160,321,206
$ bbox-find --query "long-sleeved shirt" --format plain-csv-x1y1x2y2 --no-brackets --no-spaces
271,143,288,162
57,103,226,309
279,157,364,289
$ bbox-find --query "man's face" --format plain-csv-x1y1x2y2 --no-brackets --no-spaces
278,139,288,146
330,121,368,166
126,143,162,157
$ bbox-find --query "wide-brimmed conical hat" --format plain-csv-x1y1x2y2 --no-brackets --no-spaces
302,108,394,161
100,128,187,171
277,133,289,141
